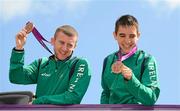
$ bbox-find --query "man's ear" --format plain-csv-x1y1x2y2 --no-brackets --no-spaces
113,32,117,40
74,43,77,48
137,32,140,39
73,37,78,49
51,37,55,46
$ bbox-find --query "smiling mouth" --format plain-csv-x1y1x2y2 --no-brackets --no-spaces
123,44,132,49
60,51,66,55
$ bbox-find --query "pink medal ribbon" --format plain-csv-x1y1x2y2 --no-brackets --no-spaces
117,46,137,61
111,46,137,74
26,22,53,54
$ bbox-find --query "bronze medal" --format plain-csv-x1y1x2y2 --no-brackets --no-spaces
25,22,34,34
111,61,122,73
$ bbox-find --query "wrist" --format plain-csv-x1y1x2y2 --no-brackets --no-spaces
15,46,24,50
14,47,24,51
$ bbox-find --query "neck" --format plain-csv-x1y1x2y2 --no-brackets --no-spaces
54,52,73,61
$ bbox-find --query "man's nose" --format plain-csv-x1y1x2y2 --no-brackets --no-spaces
62,44,68,51
125,38,131,44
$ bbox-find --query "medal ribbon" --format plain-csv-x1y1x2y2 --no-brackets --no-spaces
118,46,137,61
27,22,53,54
32,27,53,54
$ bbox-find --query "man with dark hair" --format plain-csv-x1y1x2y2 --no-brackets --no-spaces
100,15,160,105
9,23,91,104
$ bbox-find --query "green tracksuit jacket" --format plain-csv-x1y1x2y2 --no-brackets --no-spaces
100,50,160,105
9,49,91,104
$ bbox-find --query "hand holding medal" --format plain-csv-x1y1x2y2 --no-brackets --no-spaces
111,59,133,80
111,60,123,73
16,21,53,54
111,49,124,74
111,47,137,80
15,22,33,50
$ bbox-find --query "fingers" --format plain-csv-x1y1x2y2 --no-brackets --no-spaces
111,62,132,80
15,28,28,50
15,22,33,50
16,28,27,38
16,21,33,38
121,65,132,80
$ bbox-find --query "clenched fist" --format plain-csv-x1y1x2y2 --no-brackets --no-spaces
15,22,33,50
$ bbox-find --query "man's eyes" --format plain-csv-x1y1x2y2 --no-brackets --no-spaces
119,35,125,38
129,35,135,38
118,34,135,38
119,34,125,37
59,41,73,48
59,41,64,45
67,44,73,48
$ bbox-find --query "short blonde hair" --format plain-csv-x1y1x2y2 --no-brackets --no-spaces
54,25,78,38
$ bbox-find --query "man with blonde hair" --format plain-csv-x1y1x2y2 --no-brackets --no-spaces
9,23,91,104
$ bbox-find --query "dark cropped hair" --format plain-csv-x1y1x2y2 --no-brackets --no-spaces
115,15,139,34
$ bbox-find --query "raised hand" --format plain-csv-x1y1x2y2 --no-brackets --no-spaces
15,22,33,50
